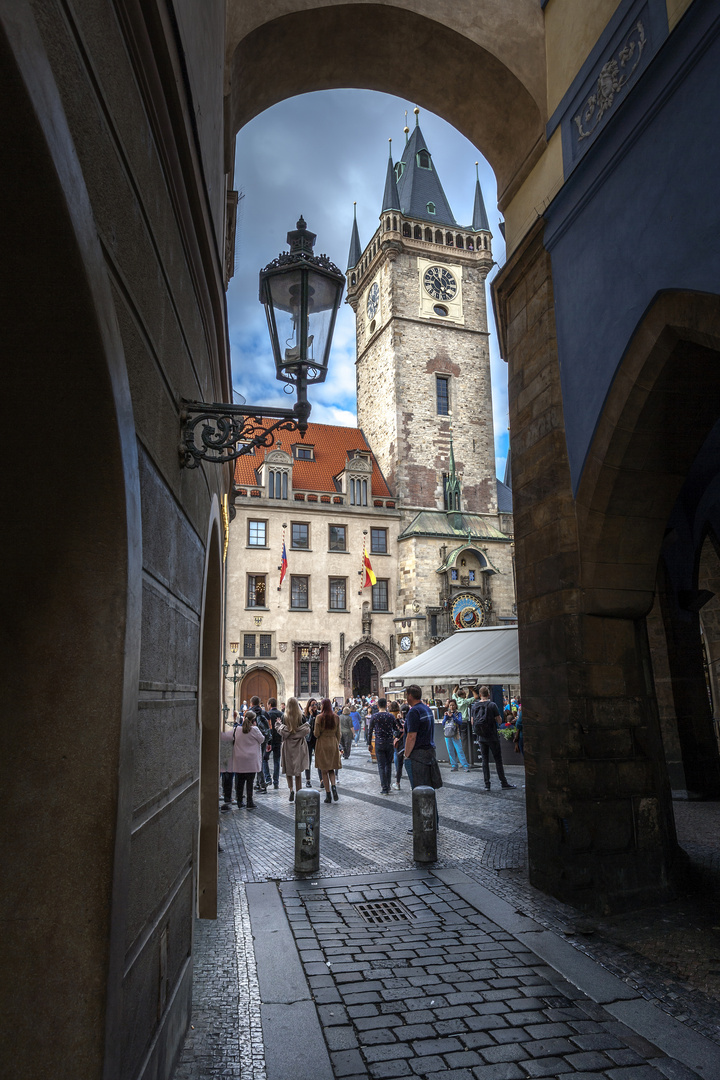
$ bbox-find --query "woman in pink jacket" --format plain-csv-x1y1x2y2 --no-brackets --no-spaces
231,710,265,809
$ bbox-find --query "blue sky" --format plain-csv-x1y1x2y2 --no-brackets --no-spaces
229,89,509,481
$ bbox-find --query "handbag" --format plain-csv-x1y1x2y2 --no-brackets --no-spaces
429,754,443,789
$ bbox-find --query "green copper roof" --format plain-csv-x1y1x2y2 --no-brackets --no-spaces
398,510,508,542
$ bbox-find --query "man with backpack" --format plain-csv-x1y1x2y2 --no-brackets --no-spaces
266,697,284,788
250,695,271,793
471,686,516,791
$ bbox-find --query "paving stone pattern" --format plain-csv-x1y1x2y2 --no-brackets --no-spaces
177,745,720,1077
280,874,698,1080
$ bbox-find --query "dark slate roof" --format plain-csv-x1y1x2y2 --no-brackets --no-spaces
381,145,401,212
472,175,490,232
496,478,513,514
398,510,508,541
395,124,456,227
347,205,362,269
503,447,511,488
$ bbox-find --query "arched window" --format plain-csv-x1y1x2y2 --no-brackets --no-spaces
362,479,368,506
446,232,454,245
456,235,464,249
392,216,397,231
435,230,443,244
417,149,430,169
350,478,355,505
424,228,432,241
282,472,288,499
275,471,281,499
403,222,411,237
385,217,390,230
467,239,474,251
413,224,422,239
268,470,274,498
351,273,356,285
426,201,436,215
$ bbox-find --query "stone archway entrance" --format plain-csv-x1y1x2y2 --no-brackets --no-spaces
241,668,277,706
352,656,378,696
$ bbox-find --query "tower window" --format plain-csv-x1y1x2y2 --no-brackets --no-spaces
445,232,454,246
435,230,443,244
456,235,464,248
413,225,422,239
433,305,448,317
392,216,397,230
436,376,449,415
427,202,436,215
394,161,405,182
402,222,411,237
424,228,432,241
467,239,474,251
417,149,431,169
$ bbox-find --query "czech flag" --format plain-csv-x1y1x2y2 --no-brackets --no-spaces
363,547,376,588
279,538,288,587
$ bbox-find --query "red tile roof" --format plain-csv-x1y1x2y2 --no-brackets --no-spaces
233,419,392,497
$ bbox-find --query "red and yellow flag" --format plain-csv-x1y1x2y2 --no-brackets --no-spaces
363,545,376,587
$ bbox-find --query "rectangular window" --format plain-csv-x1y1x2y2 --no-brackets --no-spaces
436,376,449,415
430,614,438,636
248,520,267,546
247,575,267,607
243,634,256,657
451,569,458,581
259,634,272,657
329,578,347,610
294,445,314,460
291,575,309,609
299,661,320,695
291,522,309,549
469,570,475,582
372,578,389,612
370,528,387,554
329,524,347,551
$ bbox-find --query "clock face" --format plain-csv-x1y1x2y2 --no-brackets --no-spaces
451,593,485,629
366,281,380,319
399,635,412,652
423,266,457,302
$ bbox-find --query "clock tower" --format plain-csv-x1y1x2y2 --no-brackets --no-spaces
346,113,496,515
346,113,515,658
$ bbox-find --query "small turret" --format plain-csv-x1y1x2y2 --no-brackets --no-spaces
347,202,362,270
471,163,490,234
381,140,401,213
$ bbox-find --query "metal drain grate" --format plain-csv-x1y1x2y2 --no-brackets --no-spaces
354,899,413,924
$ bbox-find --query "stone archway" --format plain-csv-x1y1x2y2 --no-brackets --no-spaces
343,639,392,698
225,1,546,205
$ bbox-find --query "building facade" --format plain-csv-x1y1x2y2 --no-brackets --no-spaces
227,425,401,701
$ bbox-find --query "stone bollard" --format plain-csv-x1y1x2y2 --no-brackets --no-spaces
412,785,437,863
294,788,320,874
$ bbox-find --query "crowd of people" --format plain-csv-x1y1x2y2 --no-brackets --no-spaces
220,684,520,812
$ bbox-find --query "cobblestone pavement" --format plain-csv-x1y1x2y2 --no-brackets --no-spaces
176,744,720,1078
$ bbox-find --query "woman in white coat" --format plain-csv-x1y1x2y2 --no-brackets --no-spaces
232,711,265,809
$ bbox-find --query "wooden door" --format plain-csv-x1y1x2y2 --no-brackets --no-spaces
240,669,276,706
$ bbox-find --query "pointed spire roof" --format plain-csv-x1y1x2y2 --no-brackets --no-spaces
382,140,401,212
394,112,456,227
472,163,490,232
445,438,462,512
347,203,362,270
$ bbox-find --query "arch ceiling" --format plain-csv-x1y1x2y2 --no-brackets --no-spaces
225,2,546,204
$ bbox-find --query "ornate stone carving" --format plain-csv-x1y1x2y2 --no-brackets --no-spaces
574,21,646,142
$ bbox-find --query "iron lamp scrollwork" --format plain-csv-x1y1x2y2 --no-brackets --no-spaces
180,218,345,468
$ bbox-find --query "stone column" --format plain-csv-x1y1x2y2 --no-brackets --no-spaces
493,224,679,913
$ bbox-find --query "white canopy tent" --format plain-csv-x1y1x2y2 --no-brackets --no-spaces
382,626,520,688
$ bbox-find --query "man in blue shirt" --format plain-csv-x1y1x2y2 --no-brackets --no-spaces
403,685,436,789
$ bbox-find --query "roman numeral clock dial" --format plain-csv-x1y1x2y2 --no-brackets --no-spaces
423,266,457,302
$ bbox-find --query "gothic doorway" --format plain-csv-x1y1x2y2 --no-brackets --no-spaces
352,656,378,696
241,668,277,706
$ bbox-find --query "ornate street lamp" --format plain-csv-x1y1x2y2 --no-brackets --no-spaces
223,657,248,715
181,218,345,467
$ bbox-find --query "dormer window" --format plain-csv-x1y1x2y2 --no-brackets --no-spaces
417,149,431,169
427,202,436,215
394,161,405,182
293,444,314,460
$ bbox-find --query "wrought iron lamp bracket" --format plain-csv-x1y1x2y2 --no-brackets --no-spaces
179,398,310,469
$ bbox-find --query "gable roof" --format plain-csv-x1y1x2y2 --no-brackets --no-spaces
233,419,392,497
395,124,456,227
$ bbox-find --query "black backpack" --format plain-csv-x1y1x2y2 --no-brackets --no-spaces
471,700,498,739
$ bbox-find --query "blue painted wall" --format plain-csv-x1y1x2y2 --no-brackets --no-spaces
544,2,720,493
